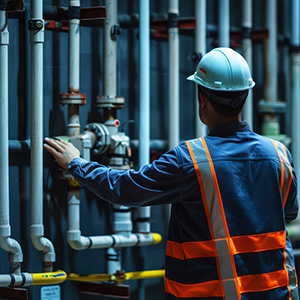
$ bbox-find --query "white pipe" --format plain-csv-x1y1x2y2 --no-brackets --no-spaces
0,8,23,275
291,0,300,220
136,0,151,233
218,0,230,47
242,0,253,128
67,0,81,137
30,0,55,271
168,0,180,148
195,0,207,137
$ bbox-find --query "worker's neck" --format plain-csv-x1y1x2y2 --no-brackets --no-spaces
207,114,241,133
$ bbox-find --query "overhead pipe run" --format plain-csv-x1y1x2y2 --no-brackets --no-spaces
195,0,207,137
29,0,55,272
242,0,253,128
0,0,23,276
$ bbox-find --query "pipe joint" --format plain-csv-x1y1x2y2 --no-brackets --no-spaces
242,26,252,39
67,230,91,250
168,12,179,28
69,6,80,20
0,29,8,45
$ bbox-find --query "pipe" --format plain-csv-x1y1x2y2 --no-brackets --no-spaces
291,0,300,219
0,270,67,287
218,0,230,47
66,182,161,250
262,0,279,136
67,0,81,136
30,0,55,272
135,0,151,234
168,0,180,149
242,0,253,128
0,4,23,275
68,269,165,283
195,0,207,137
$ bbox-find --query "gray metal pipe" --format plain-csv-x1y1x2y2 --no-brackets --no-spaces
30,0,55,271
0,6,23,276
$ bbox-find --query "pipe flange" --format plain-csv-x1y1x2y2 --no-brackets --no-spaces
96,96,125,109
258,99,287,114
59,93,87,105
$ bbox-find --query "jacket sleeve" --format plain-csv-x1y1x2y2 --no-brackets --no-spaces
284,149,299,224
67,148,181,207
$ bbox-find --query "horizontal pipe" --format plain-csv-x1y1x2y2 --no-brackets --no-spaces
68,269,165,283
0,270,67,287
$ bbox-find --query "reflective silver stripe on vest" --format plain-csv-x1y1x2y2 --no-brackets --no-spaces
188,138,239,300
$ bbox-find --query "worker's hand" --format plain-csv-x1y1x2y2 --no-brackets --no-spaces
44,138,80,170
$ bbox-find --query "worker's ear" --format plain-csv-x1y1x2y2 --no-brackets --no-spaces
198,90,207,108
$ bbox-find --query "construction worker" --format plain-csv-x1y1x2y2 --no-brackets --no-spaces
44,47,299,299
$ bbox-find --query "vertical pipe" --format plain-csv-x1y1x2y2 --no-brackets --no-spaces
262,0,279,135
218,0,230,47
242,0,253,127
104,0,117,98
195,0,207,137
30,0,55,272
68,0,81,136
136,0,151,234
0,5,23,275
291,0,300,204
168,0,180,149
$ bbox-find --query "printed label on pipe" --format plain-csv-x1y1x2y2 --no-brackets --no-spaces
41,285,60,300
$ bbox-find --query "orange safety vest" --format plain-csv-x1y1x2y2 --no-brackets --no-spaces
165,137,298,299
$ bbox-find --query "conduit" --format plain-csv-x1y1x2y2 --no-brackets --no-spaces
0,0,23,276
218,0,230,47
136,0,151,234
30,0,55,272
242,0,253,128
68,270,165,283
195,0,207,137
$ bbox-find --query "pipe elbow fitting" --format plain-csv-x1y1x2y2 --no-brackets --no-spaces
67,230,91,250
0,237,23,263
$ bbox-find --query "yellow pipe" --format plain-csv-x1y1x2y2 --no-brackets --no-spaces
68,270,165,283
31,270,67,285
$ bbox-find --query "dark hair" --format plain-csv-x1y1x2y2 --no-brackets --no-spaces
198,85,248,117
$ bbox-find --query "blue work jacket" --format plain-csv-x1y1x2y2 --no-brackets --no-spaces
68,121,298,300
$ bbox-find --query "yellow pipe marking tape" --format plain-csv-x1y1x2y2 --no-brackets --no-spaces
31,270,67,285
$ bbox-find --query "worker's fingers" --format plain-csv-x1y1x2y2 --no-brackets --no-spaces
43,143,61,158
44,138,66,153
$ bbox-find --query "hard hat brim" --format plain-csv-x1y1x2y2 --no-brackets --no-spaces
186,72,255,91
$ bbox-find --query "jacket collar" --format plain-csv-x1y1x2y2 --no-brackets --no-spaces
208,121,251,137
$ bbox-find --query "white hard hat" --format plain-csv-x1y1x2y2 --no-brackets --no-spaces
187,47,255,91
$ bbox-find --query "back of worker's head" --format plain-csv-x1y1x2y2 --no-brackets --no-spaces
187,47,255,117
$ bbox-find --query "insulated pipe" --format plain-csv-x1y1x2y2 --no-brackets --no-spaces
67,0,81,136
168,0,180,148
291,0,300,213
30,0,55,272
135,0,151,233
0,5,23,276
195,0,207,137
242,0,253,128
218,0,230,47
